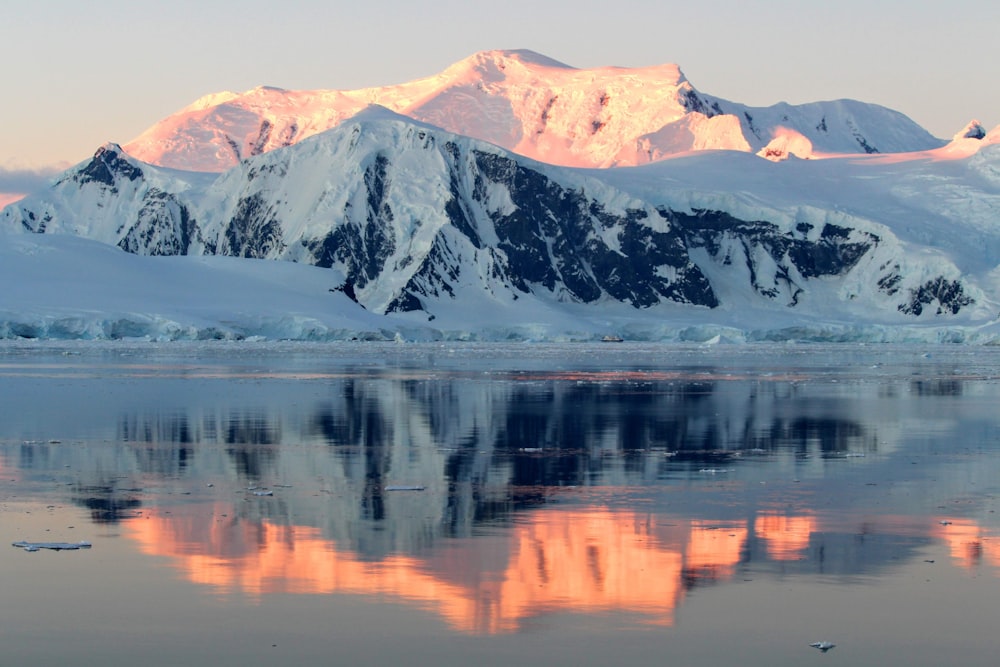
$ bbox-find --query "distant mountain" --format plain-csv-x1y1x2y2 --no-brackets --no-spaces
123,49,945,171
5,107,998,342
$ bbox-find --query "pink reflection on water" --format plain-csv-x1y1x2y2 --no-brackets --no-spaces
125,506,759,633
934,519,1000,570
123,501,1000,634
755,513,815,561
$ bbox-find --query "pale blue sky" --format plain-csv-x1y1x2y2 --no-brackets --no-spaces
2,0,998,191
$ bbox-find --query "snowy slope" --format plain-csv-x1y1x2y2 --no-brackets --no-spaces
123,50,944,171
0,230,401,341
2,226,997,343
8,109,717,313
5,109,1000,342
598,134,1000,278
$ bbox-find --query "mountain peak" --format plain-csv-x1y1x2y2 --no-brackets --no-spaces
463,49,575,71
123,50,945,172
436,49,575,86
349,104,410,122
64,142,143,190
95,142,126,157
347,104,443,131
182,91,241,113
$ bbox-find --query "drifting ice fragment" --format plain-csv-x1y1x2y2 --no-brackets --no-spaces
385,485,425,491
251,490,274,496
12,541,92,552
809,641,836,652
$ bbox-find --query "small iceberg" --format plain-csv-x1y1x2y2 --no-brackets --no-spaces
809,641,836,652
385,485,425,491
13,540,92,552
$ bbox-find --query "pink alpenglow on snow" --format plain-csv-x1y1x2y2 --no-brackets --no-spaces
122,50,944,173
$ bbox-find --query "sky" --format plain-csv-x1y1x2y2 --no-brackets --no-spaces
2,0,998,198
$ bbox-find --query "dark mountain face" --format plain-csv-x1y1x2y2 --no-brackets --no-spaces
3,122,980,323
378,149,720,314
215,138,722,315
73,144,143,190
118,189,207,256
670,210,879,306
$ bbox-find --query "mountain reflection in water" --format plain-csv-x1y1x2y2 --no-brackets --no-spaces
2,343,1000,636
127,507,688,633
116,504,1000,633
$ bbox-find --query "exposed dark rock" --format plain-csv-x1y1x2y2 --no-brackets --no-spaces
670,209,877,303
855,134,880,154
681,89,718,118
20,210,52,234
301,156,397,292
225,135,242,162
538,96,558,134
220,193,285,258
250,120,273,156
472,151,716,308
278,122,299,147
331,279,361,305
385,289,423,313
743,112,762,140
71,145,143,191
877,271,902,296
117,189,207,256
899,277,974,315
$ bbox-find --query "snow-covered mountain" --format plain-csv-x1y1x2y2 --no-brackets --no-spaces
123,50,945,171
5,107,1000,342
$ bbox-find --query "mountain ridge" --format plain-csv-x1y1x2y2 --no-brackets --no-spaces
122,49,946,172
5,52,1000,342
6,108,996,341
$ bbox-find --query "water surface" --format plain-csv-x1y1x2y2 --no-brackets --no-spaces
2,342,999,665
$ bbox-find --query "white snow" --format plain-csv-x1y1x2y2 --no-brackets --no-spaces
0,231,395,341
2,224,999,344
122,49,943,172
5,107,1000,344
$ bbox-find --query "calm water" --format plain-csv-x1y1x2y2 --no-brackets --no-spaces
2,341,1000,666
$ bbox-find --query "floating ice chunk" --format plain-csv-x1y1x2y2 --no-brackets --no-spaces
385,485,425,491
12,541,92,552
809,641,836,652
251,490,274,496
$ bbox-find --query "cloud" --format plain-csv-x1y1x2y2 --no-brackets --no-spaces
0,164,66,196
